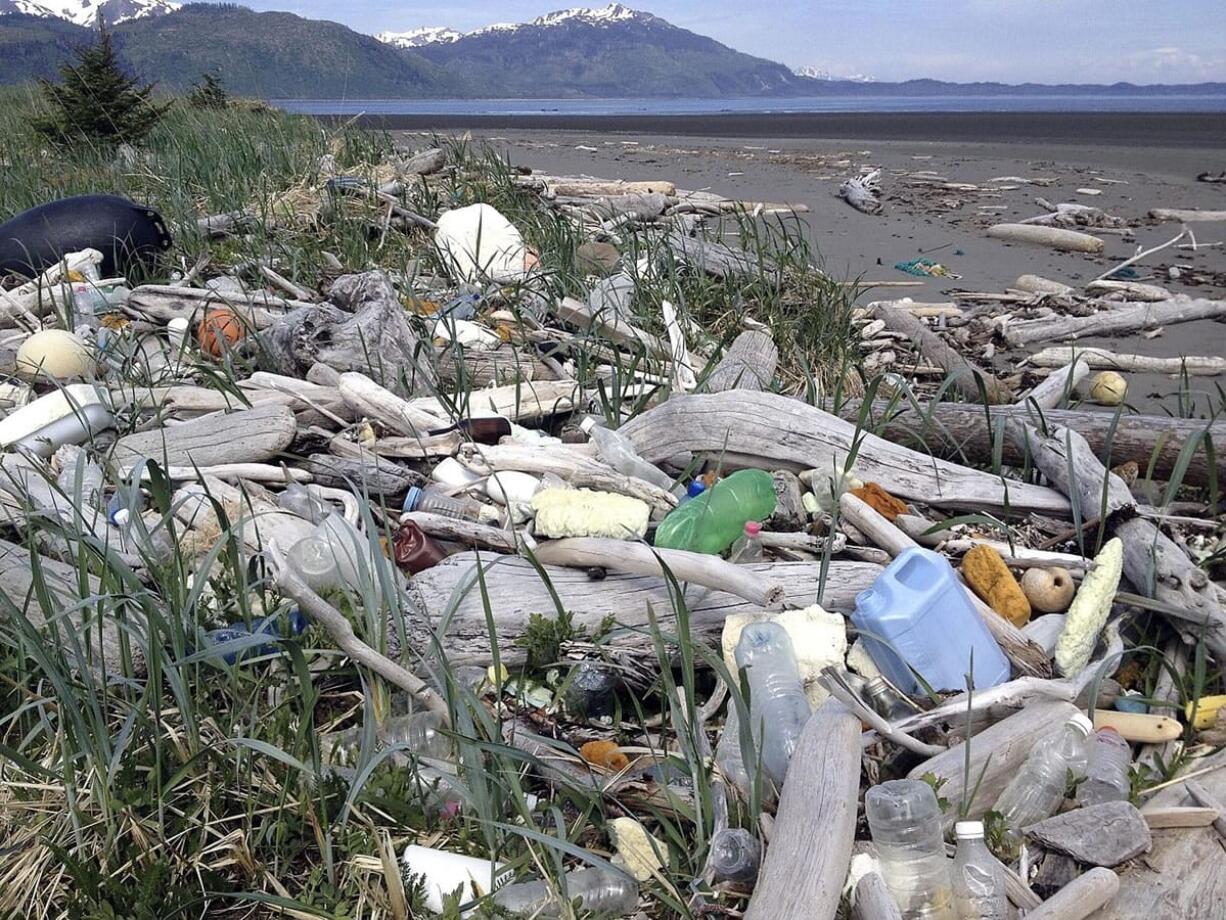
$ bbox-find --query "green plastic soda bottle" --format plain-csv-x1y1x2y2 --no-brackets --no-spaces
653,468,777,555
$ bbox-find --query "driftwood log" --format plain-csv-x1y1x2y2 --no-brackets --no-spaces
408,379,581,424
872,301,1012,403
1029,346,1226,376
620,391,1069,516
1149,208,1226,222
304,452,421,496
666,230,768,280
553,296,671,358
838,169,883,215
701,329,778,392
1029,868,1120,920
835,399,1225,487
401,511,520,553
743,700,860,920
339,371,443,436
987,223,1105,253
1021,360,1090,409
1012,421,1226,664
1005,296,1226,346
113,404,297,468
850,871,903,920
405,553,881,667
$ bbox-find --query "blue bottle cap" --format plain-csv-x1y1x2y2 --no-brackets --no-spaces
686,480,706,498
403,486,423,513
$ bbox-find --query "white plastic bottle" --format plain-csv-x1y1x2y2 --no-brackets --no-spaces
492,867,638,917
951,820,1007,920
579,416,674,492
865,779,955,920
1076,727,1132,806
734,621,811,789
992,713,1092,840
728,521,763,563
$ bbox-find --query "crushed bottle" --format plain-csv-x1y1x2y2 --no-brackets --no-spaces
734,621,811,789
951,820,1007,920
865,779,956,920
492,867,639,918
579,415,674,492
992,713,1092,842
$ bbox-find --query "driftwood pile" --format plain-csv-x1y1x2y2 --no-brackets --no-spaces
2,143,1225,919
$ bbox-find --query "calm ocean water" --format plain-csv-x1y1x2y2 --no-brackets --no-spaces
276,95,1226,116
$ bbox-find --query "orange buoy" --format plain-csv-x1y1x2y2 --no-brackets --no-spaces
197,307,245,357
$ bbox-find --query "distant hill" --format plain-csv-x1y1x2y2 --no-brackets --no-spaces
0,3,1222,100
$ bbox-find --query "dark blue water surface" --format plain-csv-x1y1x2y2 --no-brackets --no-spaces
275,95,1226,116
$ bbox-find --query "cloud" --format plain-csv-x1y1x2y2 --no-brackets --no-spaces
1126,47,1226,81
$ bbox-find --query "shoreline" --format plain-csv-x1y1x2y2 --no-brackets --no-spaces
352,111,1226,148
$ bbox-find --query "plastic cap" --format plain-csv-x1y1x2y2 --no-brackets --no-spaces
744,521,762,537
1068,713,1094,736
578,416,597,434
402,486,423,513
955,820,985,839
686,480,706,497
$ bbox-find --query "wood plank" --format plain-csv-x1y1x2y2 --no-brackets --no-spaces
113,404,297,468
1005,297,1226,346
702,329,778,393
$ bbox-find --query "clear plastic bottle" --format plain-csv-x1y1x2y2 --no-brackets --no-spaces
56,453,105,508
1076,727,1132,806
729,521,763,563
865,779,956,920
579,416,674,492
951,820,1007,920
992,713,1092,840
278,481,326,524
403,485,485,522
287,534,341,592
492,867,638,918
734,621,811,789
715,704,751,798
383,710,452,763
709,828,761,884
655,469,777,556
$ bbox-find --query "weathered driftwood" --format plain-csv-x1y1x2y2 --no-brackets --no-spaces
406,553,881,666
553,297,671,358
408,379,582,424
744,700,860,920
532,538,785,608
1026,867,1119,920
838,169,883,215
1150,207,1226,222
1030,346,1226,376
987,223,1105,253
304,452,420,496
621,391,1069,516
1012,421,1226,664
115,383,299,415
0,538,141,676
196,209,255,238
836,399,1225,487
701,329,778,393
1140,806,1219,829
457,443,676,513
850,871,903,920
1004,296,1226,346
872,301,1012,403
1020,360,1090,409
839,492,1050,676
1137,638,1187,774
521,177,677,198
401,511,520,553
113,404,297,468
1085,279,1172,301
400,147,445,176
907,700,1080,827
1183,780,1226,840
666,229,769,280
126,283,310,326
436,345,548,387
122,462,310,483
338,371,443,436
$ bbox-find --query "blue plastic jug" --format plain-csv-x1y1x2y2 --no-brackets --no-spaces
852,546,1010,694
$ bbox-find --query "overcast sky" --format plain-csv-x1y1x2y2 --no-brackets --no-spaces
240,0,1226,83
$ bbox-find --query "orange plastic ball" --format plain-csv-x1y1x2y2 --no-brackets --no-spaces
197,307,245,357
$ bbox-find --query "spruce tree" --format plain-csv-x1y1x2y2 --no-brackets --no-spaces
33,20,169,147
188,71,232,110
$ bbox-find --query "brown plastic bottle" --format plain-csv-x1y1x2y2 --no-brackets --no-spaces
393,522,447,573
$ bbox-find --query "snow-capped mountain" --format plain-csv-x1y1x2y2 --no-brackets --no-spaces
374,25,461,49
0,0,176,26
795,65,875,82
375,4,656,48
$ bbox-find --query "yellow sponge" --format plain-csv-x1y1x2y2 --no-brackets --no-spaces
531,488,649,540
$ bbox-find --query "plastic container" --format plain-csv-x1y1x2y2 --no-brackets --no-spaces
403,485,484,522
384,710,451,762
580,416,674,492
709,828,761,884
393,521,447,574
865,779,956,920
992,713,1092,840
278,482,326,524
0,384,113,456
851,547,1010,694
715,703,751,798
951,821,1007,920
492,867,638,918
287,535,341,592
734,621,811,788
202,609,309,666
729,521,763,563
1076,727,1132,806
401,844,510,914
865,676,913,721
654,469,777,556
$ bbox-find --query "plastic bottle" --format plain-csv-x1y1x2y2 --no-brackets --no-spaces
709,828,761,884
579,416,674,492
851,546,1011,694
393,521,447,574
277,481,326,524
202,609,309,666
729,521,763,563
992,713,1092,841
679,480,705,505
403,485,485,522
734,621,811,789
384,710,452,762
951,820,1007,920
865,779,956,920
654,469,777,556
1076,727,1132,806
715,704,751,798
287,535,341,592
492,867,639,918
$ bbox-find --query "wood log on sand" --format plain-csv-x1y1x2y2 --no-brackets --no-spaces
113,404,297,468
872,300,1012,403
987,223,1105,253
552,296,672,358
1149,208,1226,222
619,391,1069,516
701,329,778,392
835,399,1224,488
405,553,881,666
1029,345,1226,377
1005,296,1226,346
1019,360,1090,409
744,700,860,920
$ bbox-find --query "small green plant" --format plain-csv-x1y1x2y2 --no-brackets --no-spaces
516,607,583,669
918,771,951,812
33,21,170,147
188,70,232,109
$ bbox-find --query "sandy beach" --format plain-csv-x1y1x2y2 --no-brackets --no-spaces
395,115,1226,414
